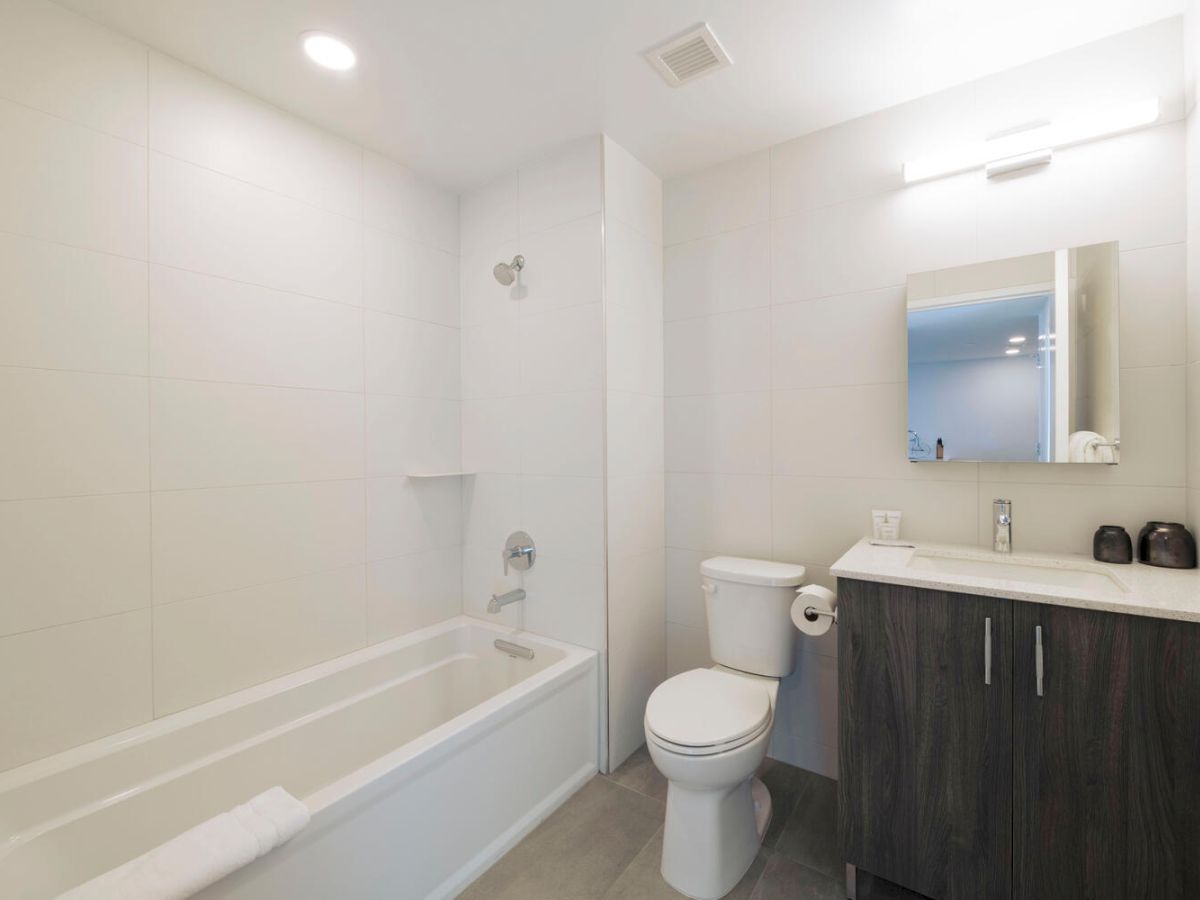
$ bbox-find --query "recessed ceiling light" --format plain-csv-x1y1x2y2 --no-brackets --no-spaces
1009,335,1026,344
302,32,356,71
1005,348,1021,356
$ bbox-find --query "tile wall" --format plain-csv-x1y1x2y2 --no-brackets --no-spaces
662,18,1189,776
0,0,461,771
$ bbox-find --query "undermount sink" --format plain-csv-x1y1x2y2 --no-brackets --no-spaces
906,551,1129,594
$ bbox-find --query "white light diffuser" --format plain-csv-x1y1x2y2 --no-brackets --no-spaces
302,32,357,71
903,96,1160,184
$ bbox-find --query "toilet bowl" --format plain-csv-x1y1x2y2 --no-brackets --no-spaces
644,556,809,900
645,666,780,900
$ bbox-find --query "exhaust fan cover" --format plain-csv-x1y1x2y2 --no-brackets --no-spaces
646,23,732,87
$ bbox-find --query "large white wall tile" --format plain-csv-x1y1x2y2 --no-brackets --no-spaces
607,547,666,767
364,228,460,327
0,232,147,375
666,473,772,557
606,217,663,316
0,368,148,500
664,224,770,321
461,398,522,474
608,474,665,560
520,392,603,476
1119,243,1187,369
365,311,460,399
521,303,603,394
0,98,146,258
0,493,149,636
665,547,708,628
666,621,712,677
460,239,522,327
773,383,976,481
150,266,363,392
603,137,663,243
461,473,520,550
608,303,663,396
367,547,462,643
366,396,461,477
608,391,665,478
518,137,601,235
460,173,518,253
771,476,979,566
148,54,362,219
151,380,363,490
152,480,364,604
770,287,907,389
0,610,151,772
666,392,771,475
665,308,770,396
520,555,606,651
363,151,459,254
520,475,605,567
518,214,603,315
664,150,769,246
461,319,521,400
153,566,366,715
366,475,462,562
149,153,361,305
0,0,147,142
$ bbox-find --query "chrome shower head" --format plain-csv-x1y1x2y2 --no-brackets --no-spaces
493,254,524,286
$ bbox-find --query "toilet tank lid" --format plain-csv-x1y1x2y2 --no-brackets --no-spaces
700,556,806,587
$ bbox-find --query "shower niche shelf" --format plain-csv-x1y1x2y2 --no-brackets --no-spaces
406,472,475,478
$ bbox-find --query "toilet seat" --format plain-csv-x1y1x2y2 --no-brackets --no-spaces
645,668,772,756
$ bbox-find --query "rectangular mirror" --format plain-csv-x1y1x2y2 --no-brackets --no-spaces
907,242,1120,464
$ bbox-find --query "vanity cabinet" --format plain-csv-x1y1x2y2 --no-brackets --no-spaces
1013,602,1200,899
838,578,1200,900
838,579,1012,900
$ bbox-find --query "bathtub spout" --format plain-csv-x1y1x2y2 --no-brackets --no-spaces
488,588,526,614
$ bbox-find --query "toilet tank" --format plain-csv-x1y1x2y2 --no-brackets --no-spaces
701,557,807,677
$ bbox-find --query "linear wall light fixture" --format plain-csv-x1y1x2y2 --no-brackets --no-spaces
903,96,1160,184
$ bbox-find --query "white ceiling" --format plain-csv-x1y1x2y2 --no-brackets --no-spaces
57,0,1184,192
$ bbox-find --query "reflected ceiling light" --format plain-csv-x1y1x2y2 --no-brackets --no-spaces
903,96,1160,184
1008,335,1026,344
1005,348,1021,356
302,32,357,71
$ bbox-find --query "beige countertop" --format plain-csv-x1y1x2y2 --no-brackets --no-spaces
830,538,1200,623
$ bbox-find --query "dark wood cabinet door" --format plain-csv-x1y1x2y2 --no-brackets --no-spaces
838,579,1012,900
1013,602,1200,899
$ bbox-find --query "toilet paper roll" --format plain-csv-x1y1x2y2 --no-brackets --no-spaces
791,584,838,637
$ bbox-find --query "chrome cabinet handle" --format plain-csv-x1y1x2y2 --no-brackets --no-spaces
1035,625,1044,697
984,617,992,686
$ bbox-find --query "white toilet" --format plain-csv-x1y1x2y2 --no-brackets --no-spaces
644,556,808,900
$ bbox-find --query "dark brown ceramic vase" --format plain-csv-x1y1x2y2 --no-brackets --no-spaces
1136,521,1198,569
1093,525,1132,564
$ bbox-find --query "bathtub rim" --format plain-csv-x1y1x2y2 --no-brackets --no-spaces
0,615,595,799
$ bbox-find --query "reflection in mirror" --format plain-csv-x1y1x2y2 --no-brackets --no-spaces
906,242,1120,464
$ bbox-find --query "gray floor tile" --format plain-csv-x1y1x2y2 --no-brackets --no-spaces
604,744,669,802
459,777,664,900
756,757,805,849
602,826,769,900
748,854,845,900
773,769,841,879
856,870,930,899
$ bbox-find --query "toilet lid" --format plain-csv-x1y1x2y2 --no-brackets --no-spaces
645,668,771,748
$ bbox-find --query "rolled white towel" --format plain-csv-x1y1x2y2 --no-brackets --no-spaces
58,787,309,900
1068,430,1108,463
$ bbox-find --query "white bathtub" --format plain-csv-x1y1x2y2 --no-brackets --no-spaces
0,616,599,899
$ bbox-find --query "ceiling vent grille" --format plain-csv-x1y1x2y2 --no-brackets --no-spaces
646,24,732,87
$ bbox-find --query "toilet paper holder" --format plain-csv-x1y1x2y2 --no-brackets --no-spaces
803,606,837,623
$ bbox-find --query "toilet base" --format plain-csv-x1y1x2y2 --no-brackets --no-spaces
660,776,771,900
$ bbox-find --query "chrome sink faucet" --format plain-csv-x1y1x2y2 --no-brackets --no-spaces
993,499,1013,553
